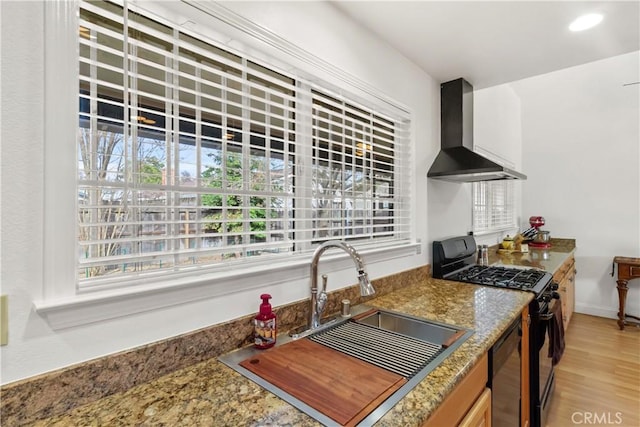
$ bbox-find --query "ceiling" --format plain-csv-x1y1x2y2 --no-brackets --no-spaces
331,1,640,89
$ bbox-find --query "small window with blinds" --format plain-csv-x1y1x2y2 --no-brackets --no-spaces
77,0,410,290
472,181,516,232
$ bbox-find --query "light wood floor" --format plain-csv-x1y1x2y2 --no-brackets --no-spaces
545,313,640,427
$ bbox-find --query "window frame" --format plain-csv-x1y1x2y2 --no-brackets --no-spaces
36,0,418,329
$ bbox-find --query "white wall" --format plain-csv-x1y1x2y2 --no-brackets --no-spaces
474,84,523,170
475,83,525,244
511,52,640,319
428,180,474,241
0,1,442,384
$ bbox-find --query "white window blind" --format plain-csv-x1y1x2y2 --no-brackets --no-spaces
77,0,411,291
310,90,410,244
472,181,516,232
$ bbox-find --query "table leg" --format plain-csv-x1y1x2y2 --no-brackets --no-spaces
617,279,628,330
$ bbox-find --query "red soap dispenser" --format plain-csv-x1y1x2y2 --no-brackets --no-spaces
254,294,276,349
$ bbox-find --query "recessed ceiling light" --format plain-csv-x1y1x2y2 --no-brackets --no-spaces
569,13,603,32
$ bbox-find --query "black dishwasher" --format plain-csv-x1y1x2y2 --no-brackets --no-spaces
490,317,521,426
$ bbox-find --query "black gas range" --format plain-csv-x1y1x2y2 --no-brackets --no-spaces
432,235,560,427
432,234,554,296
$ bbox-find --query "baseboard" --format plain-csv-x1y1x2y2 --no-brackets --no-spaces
575,303,618,320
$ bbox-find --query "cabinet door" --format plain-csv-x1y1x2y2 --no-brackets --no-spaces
562,266,576,327
460,387,492,427
555,256,576,329
423,354,488,427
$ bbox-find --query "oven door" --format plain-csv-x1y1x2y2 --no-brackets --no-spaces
538,300,557,425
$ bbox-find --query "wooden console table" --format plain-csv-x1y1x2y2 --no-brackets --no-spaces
613,256,640,330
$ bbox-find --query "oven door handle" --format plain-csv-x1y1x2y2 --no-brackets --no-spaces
539,296,561,321
539,312,554,321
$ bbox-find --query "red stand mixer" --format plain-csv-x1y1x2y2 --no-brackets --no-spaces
528,216,551,248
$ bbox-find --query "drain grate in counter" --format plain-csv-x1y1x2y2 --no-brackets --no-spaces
308,321,444,379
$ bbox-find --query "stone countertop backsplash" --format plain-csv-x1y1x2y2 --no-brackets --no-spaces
2,239,576,426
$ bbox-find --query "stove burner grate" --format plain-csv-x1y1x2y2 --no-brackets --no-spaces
447,265,548,291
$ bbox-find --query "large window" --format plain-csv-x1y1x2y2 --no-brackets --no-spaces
472,181,516,232
76,0,411,291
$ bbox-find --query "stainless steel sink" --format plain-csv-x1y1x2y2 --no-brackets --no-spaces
219,305,474,426
355,309,464,347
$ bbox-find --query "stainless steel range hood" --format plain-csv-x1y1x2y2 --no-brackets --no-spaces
428,78,526,182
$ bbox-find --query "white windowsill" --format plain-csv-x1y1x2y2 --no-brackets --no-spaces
472,227,518,237
34,243,420,329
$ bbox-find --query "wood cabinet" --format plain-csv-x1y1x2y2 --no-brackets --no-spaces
423,353,489,427
553,255,576,329
460,388,492,427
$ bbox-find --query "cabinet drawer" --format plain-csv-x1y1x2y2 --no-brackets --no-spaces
460,387,491,427
553,257,575,283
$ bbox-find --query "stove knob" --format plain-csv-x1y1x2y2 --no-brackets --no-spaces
551,291,560,300
550,282,559,291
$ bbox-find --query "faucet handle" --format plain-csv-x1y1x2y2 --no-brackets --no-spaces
317,291,328,316
317,275,328,315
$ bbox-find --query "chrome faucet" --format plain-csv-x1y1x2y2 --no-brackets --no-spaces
308,241,375,330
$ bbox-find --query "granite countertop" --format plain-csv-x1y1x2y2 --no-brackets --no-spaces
489,237,576,273
32,278,533,427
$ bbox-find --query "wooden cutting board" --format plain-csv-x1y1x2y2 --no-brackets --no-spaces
239,338,407,426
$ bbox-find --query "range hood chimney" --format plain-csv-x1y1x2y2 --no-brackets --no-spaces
427,78,526,182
